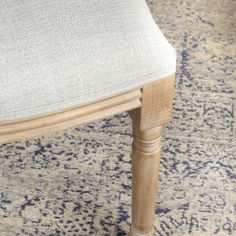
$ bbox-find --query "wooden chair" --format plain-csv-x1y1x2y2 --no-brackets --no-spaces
0,1,176,235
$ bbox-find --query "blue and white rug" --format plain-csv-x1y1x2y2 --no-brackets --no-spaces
0,0,235,235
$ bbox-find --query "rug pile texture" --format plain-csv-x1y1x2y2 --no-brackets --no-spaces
0,0,235,235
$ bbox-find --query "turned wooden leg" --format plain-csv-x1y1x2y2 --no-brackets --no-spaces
129,74,175,236
131,124,163,236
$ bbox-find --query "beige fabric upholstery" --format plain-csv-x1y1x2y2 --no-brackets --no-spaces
0,0,176,121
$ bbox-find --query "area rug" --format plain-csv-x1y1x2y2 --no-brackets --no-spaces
0,0,235,235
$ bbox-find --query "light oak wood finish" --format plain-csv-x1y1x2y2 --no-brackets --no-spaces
140,75,175,131
0,89,142,144
0,74,175,236
130,120,163,236
130,74,175,236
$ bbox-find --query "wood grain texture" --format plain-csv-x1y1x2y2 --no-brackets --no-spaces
131,125,163,235
0,89,142,144
130,74,175,236
0,73,175,236
140,74,175,131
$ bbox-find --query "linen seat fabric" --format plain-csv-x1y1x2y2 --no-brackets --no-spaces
0,0,176,121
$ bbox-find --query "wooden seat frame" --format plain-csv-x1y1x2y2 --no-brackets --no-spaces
0,74,175,236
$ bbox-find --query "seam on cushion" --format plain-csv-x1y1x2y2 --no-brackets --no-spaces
0,67,176,120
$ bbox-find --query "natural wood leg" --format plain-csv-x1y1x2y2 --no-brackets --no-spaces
131,122,163,236
129,74,175,236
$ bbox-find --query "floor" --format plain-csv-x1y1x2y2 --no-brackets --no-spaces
0,0,235,235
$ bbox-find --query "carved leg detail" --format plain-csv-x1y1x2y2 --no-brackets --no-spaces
130,123,164,236
129,74,175,236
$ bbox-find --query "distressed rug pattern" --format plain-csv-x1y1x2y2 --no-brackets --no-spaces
0,0,236,235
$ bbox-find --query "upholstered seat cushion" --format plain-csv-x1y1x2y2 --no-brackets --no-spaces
0,0,176,121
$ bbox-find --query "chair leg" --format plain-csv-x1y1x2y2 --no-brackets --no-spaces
130,123,163,236
129,74,175,236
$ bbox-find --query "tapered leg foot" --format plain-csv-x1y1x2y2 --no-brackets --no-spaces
130,227,155,236
130,119,163,236
129,74,175,236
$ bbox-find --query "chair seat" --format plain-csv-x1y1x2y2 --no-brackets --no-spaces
0,0,176,121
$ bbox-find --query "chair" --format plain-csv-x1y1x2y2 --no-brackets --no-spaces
0,0,176,235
